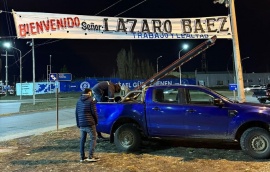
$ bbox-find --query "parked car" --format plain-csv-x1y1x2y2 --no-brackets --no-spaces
244,85,262,92
0,90,6,96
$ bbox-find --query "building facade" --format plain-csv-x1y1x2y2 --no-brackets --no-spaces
195,72,270,87
169,71,270,87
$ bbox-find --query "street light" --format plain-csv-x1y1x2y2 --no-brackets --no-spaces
3,42,22,99
241,57,250,73
242,56,250,61
156,56,162,73
27,39,36,105
242,57,250,86
179,44,189,84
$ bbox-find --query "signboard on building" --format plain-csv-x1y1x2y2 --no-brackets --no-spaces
58,73,72,81
49,73,72,81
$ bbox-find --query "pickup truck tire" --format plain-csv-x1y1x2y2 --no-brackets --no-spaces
240,127,270,159
114,124,141,152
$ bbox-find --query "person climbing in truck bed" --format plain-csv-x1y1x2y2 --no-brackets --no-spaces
92,81,121,141
92,81,121,102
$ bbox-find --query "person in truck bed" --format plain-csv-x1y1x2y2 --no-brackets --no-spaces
92,81,121,102
92,81,121,140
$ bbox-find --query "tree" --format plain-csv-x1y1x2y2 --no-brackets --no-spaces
126,45,135,79
60,65,69,73
115,45,155,80
116,48,127,79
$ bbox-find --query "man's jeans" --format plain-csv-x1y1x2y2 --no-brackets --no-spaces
80,126,97,159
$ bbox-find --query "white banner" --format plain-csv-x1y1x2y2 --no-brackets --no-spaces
12,10,232,39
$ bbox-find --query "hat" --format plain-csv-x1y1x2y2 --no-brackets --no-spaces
84,88,92,94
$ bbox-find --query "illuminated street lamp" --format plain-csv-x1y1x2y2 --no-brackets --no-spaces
242,56,250,62
3,42,22,99
179,44,189,84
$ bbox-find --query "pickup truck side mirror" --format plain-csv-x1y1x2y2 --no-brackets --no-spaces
213,98,224,107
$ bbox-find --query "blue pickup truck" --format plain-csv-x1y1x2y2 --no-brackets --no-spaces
96,84,270,159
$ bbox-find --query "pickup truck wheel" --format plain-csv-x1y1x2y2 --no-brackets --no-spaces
240,127,270,159
114,124,141,152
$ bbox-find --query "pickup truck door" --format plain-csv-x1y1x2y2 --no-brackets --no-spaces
146,88,232,138
180,88,232,139
146,88,188,137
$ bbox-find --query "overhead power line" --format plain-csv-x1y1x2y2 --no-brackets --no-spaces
115,0,147,17
95,0,123,16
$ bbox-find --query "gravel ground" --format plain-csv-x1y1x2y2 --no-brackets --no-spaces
1,126,270,172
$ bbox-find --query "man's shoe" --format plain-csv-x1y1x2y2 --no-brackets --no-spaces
79,157,88,163
92,156,100,161
85,158,98,162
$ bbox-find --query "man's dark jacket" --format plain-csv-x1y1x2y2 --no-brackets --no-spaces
75,94,98,127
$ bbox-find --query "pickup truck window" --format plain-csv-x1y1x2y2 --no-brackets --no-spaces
188,89,214,105
153,88,179,104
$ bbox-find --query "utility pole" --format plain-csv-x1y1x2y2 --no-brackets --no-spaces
50,55,52,93
5,51,7,89
213,0,245,102
32,38,36,105
230,0,245,102
1,52,13,95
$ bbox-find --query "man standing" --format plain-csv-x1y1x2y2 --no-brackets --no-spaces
92,81,121,102
75,88,99,163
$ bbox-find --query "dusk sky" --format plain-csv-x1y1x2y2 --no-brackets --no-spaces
0,0,269,83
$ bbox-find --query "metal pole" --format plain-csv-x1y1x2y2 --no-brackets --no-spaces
179,49,183,85
56,84,59,131
50,55,52,93
32,38,36,105
156,56,162,73
20,49,22,99
1,52,13,96
156,58,158,73
50,55,52,68
47,65,49,92
10,46,22,99
241,57,250,74
230,0,245,102
5,51,8,95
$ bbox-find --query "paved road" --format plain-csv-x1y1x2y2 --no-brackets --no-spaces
0,108,76,141
0,98,53,115
0,102,21,114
